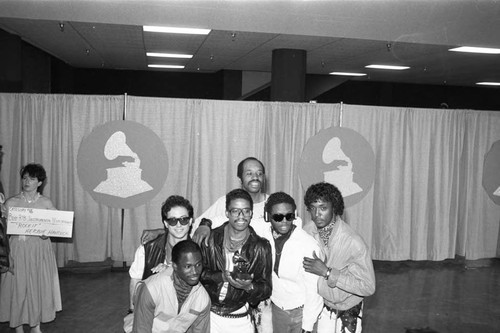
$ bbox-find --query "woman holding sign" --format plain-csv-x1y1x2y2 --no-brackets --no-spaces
0,163,62,333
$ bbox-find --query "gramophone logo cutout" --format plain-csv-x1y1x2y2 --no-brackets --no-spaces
482,140,500,206
93,131,153,198
299,127,375,208
77,120,168,208
322,137,363,197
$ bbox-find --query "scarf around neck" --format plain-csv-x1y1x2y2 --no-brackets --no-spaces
173,271,193,313
318,218,336,247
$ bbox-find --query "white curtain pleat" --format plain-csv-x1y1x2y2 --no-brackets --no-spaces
0,93,124,266
459,110,500,259
1,93,499,264
123,97,268,262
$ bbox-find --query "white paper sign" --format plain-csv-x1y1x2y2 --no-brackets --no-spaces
7,207,74,238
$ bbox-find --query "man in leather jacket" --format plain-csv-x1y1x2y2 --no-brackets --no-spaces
200,188,272,333
128,196,194,313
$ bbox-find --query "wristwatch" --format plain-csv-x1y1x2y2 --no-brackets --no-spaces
324,267,332,280
245,283,254,293
199,218,212,229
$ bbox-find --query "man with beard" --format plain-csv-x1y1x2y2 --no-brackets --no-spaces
200,188,272,333
131,240,210,333
260,192,323,333
302,182,375,333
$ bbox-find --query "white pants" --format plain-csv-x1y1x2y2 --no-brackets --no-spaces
210,305,254,333
316,306,363,333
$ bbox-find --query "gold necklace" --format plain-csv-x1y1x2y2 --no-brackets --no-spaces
224,226,250,252
21,191,40,204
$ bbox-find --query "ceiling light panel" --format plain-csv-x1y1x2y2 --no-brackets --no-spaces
148,64,185,69
476,82,500,86
146,52,192,58
449,46,500,54
366,64,410,70
330,72,367,76
144,33,205,55
143,26,210,35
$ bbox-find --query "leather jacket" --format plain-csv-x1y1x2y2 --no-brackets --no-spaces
200,223,272,314
142,232,168,280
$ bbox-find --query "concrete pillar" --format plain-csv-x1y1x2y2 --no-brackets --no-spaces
222,70,242,100
271,49,306,102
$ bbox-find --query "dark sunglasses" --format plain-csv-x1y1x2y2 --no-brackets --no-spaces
271,213,295,222
165,217,191,226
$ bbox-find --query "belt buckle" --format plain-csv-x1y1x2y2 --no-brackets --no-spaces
325,304,338,314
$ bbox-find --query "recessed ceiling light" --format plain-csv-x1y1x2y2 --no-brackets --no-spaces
146,52,193,59
449,46,500,54
366,64,410,70
143,26,211,35
330,72,367,76
148,64,185,69
476,82,500,86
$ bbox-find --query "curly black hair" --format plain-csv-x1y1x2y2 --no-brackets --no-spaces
20,163,47,193
236,157,265,179
225,188,253,211
161,195,194,221
264,191,296,216
171,240,201,265
304,182,344,216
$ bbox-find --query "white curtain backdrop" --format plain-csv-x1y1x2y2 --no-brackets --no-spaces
122,97,341,262
0,93,499,265
0,93,124,266
460,110,500,259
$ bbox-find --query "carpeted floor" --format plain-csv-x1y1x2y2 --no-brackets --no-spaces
1,259,499,332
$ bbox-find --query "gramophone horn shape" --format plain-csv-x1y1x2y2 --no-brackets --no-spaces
104,131,137,160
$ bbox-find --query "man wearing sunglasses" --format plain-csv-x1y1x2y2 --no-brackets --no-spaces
302,182,375,333
127,195,194,316
260,192,323,333
200,188,272,333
